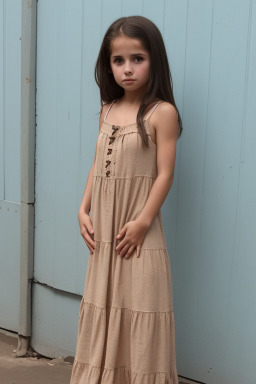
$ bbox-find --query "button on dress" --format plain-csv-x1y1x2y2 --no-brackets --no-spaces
69,100,179,384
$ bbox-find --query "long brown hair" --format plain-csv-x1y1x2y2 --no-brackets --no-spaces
94,16,183,147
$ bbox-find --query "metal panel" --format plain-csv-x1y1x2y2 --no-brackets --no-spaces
35,0,85,294
32,283,80,358
0,0,21,333
0,0,21,203
222,1,256,381
0,1,4,200
173,1,256,383
162,0,188,296
0,201,20,331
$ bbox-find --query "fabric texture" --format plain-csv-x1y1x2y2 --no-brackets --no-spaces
70,100,179,384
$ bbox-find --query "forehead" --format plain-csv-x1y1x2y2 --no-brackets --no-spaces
110,36,148,55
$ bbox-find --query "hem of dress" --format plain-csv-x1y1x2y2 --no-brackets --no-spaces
70,359,179,384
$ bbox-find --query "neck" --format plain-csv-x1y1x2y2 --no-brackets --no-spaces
122,87,147,105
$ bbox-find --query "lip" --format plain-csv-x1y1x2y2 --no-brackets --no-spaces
123,79,136,82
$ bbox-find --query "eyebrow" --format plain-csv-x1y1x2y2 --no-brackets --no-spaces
111,53,147,58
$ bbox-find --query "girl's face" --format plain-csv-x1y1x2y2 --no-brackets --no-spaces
109,35,150,94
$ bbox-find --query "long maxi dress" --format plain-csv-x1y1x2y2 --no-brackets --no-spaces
69,99,179,384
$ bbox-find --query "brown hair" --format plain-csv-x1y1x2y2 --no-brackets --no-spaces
94,15,183,147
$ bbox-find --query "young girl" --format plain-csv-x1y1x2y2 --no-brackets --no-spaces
70,15,182,384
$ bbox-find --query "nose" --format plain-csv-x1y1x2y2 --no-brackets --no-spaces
124,61,133,75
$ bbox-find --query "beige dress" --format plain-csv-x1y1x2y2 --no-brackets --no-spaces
70,99,179,384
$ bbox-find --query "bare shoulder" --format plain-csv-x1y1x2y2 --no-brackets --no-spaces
152,101,178,124
98,102,112,131
151,101,179,139
100,102,112,119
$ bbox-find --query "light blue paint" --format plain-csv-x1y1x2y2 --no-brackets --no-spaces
0,201,20,331
173,1,256,383
0,0,21,332
31,283,80,358
0,0,21,202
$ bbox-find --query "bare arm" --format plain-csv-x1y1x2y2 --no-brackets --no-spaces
136,102,179,227
115,102,179,259
78,104,111,253
79,164,96,215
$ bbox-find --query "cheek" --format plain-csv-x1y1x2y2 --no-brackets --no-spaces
138,63,150,79
111,70,120,84
112,67,122,79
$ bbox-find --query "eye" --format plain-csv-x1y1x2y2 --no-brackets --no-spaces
134,56,143,63
113,57,123,64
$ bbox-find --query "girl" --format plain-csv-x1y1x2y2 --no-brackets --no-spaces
70,15,182,384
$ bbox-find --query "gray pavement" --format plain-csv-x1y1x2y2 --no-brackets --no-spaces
0,329,196,384
0,329,73,384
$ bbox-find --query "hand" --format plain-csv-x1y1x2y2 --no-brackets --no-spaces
116,219,149,259
78,209,96,253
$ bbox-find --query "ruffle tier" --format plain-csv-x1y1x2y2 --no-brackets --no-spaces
71,299,178,384
69,242,178,383
71,359,178,384
83,245,174,312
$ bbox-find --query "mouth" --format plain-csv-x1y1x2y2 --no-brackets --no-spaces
123,79,136,83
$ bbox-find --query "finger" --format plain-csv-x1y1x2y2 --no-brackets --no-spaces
84,238,94,253
136,244,141,258
119,242,131,257
84,219,94,235
116,225,126,240
83,232,96,250
81,225,93,239
117,240,128,255
125,245,136,259
87,225,94,235
116,237,128,252
80,225,87,237
83,233,96,246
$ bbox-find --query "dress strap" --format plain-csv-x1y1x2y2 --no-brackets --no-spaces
104,99,116,122
146,100,164,120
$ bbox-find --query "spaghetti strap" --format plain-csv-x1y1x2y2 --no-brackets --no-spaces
147,100,164,120
104,99,116,122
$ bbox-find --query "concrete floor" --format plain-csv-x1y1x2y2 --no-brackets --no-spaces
0,329,73,384
0,329,196,384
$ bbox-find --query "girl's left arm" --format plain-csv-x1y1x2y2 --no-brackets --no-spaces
135,102,179,228
116,103,179,258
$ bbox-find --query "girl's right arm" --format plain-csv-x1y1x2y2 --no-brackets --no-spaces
78,104,109,253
